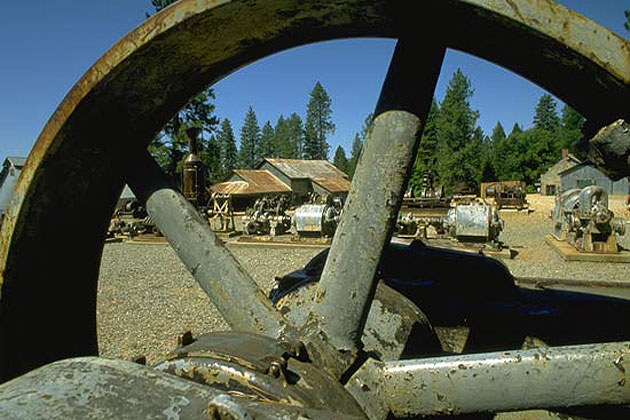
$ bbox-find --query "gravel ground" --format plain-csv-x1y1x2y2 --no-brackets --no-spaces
499,195,630,282
98,194,630,363
500,211,630,282
97,243,321,364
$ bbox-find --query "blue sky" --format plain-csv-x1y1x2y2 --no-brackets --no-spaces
0,1,627,160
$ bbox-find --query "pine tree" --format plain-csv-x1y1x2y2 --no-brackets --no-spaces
217,118,238,180
303,120,319,160
436,69,480,192
150,0,174,12
510,123,522,137
625,9,630,33
470,126,487,182
558,104,584,151
333,146,349,174
273,116,288,158
257,121,275,159
347,134,363,180
199,135,221,185
409,99,439,194
147,0,218,179
480,155,496,182
533,94,560,132
239,106,260,168
491,122,506,145
490,122,508,180
360,113,374,143
286,113,304,158
304,82,335,159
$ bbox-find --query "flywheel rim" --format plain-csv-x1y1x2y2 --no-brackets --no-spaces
1,0,628,381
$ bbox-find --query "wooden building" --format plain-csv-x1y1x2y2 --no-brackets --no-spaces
539,149,581,196
210,159,350,210
559,163,629,195
0,157,26,219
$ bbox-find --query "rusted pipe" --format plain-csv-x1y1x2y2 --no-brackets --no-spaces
310,40,445,352
346,341,630,418
127,152,292,338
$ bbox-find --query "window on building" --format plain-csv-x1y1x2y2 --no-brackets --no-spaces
577,179,595,189
545,185,556,195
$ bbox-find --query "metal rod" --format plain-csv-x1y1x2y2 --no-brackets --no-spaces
346,341,630,419
127,152,291,337
310,40,446,352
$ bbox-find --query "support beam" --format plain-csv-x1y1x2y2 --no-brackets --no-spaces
346,341,630,419
310,40,446,352
127,152,292,338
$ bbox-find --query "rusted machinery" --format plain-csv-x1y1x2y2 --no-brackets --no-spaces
181,127,206,209
292,196,344,238
107,200,160,237
552,185,626,253
2,1,630,419
242,195,291,236
206,193,236,232
403,170,450,208
482,181,528,210
396,204,504,247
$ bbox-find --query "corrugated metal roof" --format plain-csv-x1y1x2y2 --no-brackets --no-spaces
541,155,581,178
211,170,291,196
312,177,351,193
260,158,349,180
558,162,605,177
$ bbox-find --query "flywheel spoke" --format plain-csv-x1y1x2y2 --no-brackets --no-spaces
127,152,293,338
310,40,446,352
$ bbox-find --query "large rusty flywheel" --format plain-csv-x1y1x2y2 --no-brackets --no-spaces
1,0,629,418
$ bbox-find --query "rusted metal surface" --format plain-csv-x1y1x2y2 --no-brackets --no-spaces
0,357,222,419
0,0,629,388
211,169,292,196
182,127,205,207
583,119,630,180
346,341,630,418
0,356,365,419
275,281,441,362
311,177,351,194
153,331,367,417
262,158,349,181
243,195,292,236
127,152,292,338
310,39,446,353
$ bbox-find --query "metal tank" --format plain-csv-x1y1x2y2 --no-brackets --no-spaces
292,197,344,238
181,127,205,208
443,204,504,243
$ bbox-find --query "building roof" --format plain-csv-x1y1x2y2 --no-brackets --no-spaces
211,170,291,196
540,153,581,179
259,158,348,180
558,162,605,177
120,184,136,200
312,177,351,193
3,157,27,168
